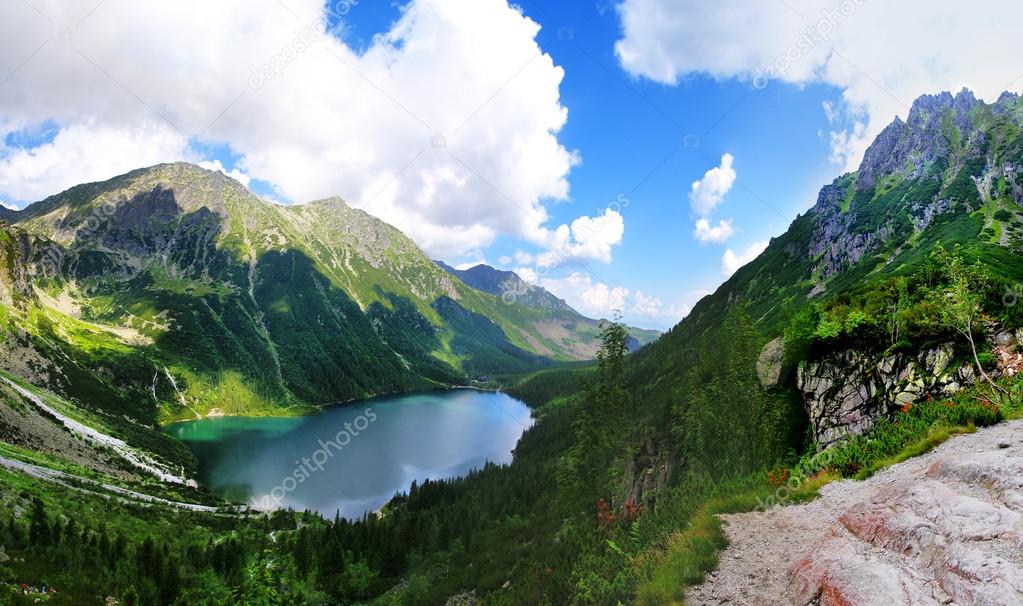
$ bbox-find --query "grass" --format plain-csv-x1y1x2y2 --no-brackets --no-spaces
853,423,975,480
636,489,768,606
634,381,1017,605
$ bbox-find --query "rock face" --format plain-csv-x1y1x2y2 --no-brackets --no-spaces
0,222,33,307
790,464,1023,605
797,344,975,447
756,337,787,389
802,89,1023,282
684,420,1023,606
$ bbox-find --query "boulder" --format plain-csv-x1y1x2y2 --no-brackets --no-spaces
756,337,787,389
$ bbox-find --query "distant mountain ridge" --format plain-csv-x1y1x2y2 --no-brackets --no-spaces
435,261,661,350
434,261,574,312
0,163,636,422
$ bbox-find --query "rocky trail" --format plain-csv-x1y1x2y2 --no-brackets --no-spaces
685,419,1023,605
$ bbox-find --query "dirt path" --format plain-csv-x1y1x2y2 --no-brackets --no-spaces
685,420,1023,605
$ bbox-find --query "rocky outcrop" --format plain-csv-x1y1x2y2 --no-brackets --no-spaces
790,461,1023,605
797,344,976,447
756,337,787,389
621,436,676,510
685,420,1023,606
0,222,34,307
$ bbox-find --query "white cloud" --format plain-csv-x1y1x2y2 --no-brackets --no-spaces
689,153,735,217
721,241,768,277
525,271,624,318
631,290,688,325
453,258,487,270
822,99,838,124
197,160,250,186
536,208,624,267
581,281,629,316
513,266,540,285
497,255,513,266
0,0,578,259
0,199,18,210
693,217,734,243
615,0,1023,171
513,249,535,265
0,122,188,202
519,271,685,327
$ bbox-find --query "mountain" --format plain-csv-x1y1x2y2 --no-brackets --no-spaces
3,90,1022,606
435,261,661,350
0,163,628,422
617,88,1023,483
435,261,574,312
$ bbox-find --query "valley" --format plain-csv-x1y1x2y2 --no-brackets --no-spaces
1,81,1023,605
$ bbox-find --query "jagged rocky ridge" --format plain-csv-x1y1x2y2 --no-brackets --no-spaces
661,88,1023,453
780,90,1023,445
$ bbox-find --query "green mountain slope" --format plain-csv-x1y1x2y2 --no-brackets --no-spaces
0,163,614,422
435,260,661,351
625,89,1023,471
3,89,1023,606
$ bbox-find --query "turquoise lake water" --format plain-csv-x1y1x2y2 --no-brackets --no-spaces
163,390,533,519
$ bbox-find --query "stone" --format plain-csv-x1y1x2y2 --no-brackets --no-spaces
756,337,787,389
789,529,942,606
927,454,1023,511
798,342,973,448
994,331,1016,348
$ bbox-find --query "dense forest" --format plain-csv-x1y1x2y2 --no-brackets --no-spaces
3,243,1019,605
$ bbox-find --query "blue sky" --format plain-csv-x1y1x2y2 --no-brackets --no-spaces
316,0,852,329
1,0,1019,330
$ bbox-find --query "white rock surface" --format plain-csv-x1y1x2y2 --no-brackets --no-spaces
685,420,1023,605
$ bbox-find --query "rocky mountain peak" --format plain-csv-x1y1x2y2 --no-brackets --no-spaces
856,88,988,191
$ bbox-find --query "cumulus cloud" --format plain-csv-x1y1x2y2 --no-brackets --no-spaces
536,208,624,267
197,159,251,187
0,122,188,202
513,249,535,265
688,153,735,217
517,270,685,327
631,290,688,325
721,241,768,277
581,281,630,316
693,217,734,243
615,0,1023,170
520,271,624,318
0,0,579,258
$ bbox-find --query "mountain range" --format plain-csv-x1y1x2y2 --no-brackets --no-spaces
2,88,1023,605
0,163,656,423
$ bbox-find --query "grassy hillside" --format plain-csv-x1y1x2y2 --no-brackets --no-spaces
3,90,1023,605
0,163,617,424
